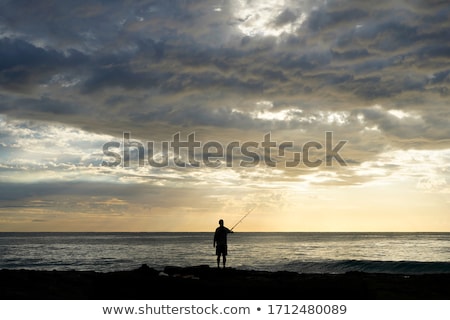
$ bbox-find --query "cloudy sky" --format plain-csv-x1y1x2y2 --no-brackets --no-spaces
0,0,449,232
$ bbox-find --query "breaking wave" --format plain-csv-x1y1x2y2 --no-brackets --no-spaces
280,259,450,274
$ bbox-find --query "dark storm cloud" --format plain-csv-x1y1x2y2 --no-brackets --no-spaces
129,104,255,128
0,38,87,92
274,8,299,27
0,0,448,147
0,95,82,115
307,7,368,32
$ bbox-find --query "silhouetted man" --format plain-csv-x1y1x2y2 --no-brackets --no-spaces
213,219,233,268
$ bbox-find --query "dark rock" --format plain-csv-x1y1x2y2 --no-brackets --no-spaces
1,267,450,300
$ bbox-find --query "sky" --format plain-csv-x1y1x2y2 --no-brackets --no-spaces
0,0,449,232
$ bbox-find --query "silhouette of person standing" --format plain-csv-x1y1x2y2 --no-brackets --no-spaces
213,219,233,268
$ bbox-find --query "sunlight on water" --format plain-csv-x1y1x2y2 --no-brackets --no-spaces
0,233,449,274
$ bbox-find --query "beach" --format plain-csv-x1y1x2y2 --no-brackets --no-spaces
2,264,450,300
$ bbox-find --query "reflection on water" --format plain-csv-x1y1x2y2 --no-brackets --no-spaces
0,232,449,273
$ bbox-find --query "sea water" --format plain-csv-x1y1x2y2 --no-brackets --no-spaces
1,232,450,274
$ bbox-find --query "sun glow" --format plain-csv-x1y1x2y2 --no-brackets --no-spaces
233,0,307,37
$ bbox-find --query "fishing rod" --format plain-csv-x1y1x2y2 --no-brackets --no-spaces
230,206,256,231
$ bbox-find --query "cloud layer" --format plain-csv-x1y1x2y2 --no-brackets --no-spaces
0,0,449,231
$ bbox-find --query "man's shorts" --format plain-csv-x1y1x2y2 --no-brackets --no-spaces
216,244,227,256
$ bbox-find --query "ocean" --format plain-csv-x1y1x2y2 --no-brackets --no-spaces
1,232,450,274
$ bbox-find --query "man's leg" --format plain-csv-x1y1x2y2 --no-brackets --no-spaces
223,255,226,268
217,255,220,268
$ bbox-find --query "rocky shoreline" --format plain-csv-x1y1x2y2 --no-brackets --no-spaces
2,264,450,299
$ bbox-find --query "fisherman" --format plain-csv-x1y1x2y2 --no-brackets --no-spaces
213,219,233,268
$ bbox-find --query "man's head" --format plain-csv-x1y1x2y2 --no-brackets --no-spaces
219,219,224,226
